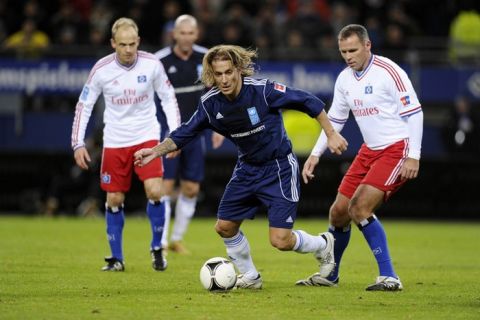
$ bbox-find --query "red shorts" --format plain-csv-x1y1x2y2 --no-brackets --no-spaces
100,140,163,193
339,139,408,201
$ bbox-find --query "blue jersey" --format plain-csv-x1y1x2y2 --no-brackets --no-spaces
170,78,325,164
155,45,208,182
155,45,207,122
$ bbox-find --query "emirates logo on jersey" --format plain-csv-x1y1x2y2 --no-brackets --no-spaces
111,88,148,105
352,98,378,117
352,107,379,117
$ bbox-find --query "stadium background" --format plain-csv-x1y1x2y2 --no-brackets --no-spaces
0,0,479,219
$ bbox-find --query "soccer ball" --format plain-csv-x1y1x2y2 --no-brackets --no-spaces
199,257,237,291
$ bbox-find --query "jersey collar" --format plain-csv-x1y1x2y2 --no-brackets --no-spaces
353,54,374,81
114,54,138,70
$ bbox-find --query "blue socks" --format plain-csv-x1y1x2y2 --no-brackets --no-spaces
327,225,351,281
359,215,397,278
147,199,165,250
106,205,125,261
105,200,165,261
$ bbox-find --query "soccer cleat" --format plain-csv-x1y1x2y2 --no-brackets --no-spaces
151,248,168,271
101,256,125,271
314,232,336,278
366,276,403,291
295,272,339,287
168,241,190,255
234,274,263,289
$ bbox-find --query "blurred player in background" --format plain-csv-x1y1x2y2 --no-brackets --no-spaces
296,24,423,291
134,44,348,289
71,17,180,272
155,14,224,254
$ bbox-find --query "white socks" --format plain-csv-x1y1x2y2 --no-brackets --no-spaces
161,193,197,247
160,196,171,248
292,230,327,253
170,194,197,242
223,231,259,280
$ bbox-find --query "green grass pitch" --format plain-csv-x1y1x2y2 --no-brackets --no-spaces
1,216,479,319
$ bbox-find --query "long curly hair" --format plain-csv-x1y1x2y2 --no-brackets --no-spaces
201,45,257,87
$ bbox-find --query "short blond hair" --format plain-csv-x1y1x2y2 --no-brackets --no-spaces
174,14,197,29
201,45,257,87
111,17,139,39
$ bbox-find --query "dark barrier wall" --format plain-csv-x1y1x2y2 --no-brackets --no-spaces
0,152,478,219
0,59,479,102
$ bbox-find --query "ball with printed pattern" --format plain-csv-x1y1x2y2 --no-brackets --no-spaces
199,257,237,291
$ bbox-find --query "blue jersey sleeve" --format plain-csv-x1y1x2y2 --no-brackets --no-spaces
265,80,325,117
169,102,210,149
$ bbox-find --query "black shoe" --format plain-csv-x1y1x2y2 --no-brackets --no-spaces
151,248,167,271
101,256,125,271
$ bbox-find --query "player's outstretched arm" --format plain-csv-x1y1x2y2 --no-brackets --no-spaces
302,155,320,184
134,138,178,167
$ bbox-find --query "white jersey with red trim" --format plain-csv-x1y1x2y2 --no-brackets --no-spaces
328,54,421,150
71,50,180,149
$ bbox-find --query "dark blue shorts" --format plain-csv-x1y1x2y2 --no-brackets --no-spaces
217,153,300,229
163,136,206,182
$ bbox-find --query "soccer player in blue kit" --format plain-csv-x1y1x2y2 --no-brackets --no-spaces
134,44,348,289
155,14,224,254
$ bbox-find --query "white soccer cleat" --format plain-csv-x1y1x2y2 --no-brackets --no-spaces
314,232,336,278
295,272,338,287
234,274,263,289
366,276,403,291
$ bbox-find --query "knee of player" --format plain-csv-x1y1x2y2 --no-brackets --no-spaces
180,182,200,198
214,222,234,238
347,197,368,221
269,235,293,251
329,203,349,225
145,186,162,201
161,179,175,196
106,192,125,207
182,188,199,198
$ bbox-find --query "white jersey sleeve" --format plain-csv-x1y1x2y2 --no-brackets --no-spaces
71,61,103,150
404,110,423,159
383,59,423,158
154,61,180,133
393,66,421,118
